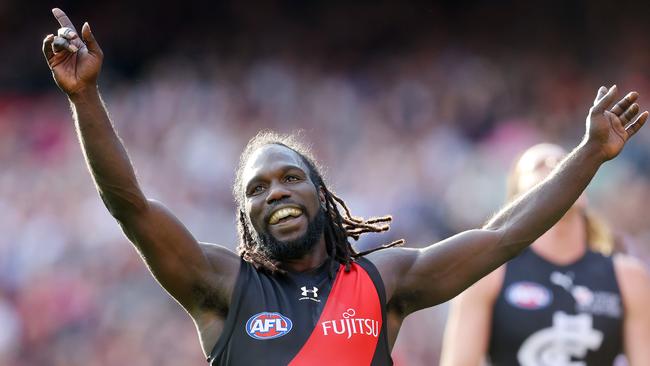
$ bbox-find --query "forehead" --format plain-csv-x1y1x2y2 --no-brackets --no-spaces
242,144,309,184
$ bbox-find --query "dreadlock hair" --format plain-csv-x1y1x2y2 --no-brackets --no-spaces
234,130,405,274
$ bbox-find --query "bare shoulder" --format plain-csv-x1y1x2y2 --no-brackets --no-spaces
365,247,419,300
613,253,650,282
365,246,419,269
199,242,241,276
613,254,650,306
364,241,508,301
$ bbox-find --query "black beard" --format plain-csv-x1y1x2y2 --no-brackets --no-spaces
254,207,326,261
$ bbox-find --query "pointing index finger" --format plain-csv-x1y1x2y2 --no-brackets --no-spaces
52,8,77,33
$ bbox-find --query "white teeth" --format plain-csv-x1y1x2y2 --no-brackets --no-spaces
269,208,303,224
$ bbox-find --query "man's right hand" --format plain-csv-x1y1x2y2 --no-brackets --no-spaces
584,85,648,162
42,8,103,97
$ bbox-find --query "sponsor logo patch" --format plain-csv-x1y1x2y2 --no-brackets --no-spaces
245,312,293,340
506,281,552,310
320,308,380,339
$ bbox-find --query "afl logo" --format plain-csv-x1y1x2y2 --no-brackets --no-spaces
506,281,552,310
245,312,293,340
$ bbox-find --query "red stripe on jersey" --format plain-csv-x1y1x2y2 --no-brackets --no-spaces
289,262,382,366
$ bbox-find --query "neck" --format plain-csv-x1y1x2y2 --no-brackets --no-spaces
280,235,329,272
531,208,587,265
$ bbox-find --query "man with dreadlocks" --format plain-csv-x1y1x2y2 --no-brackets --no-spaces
43,8,649,366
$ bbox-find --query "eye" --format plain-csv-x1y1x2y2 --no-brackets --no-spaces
285,175,301,183
249,185,266,196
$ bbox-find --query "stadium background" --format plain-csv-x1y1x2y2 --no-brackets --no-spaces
1,0,650,364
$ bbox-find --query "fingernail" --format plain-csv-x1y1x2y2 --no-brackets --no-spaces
69,44,78,52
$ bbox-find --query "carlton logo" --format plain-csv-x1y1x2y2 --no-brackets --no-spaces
506,281,553,310
245,312,293,340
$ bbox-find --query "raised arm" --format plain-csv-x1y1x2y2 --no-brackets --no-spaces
42,9,239,317
482,85,646,245
372,86,648,315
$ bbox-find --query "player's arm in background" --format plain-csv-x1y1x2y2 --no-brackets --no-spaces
369,85,648,316
42,9,239,319
439,267,503,366
614,255,650,365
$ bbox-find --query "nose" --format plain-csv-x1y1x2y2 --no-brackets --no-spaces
266,182,291,205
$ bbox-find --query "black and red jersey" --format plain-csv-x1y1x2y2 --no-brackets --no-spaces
208,257,392,365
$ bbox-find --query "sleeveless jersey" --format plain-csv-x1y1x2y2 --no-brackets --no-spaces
207,257,392,365
489,248,623,366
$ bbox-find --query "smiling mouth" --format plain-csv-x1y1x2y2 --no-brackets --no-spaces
268,207,303,225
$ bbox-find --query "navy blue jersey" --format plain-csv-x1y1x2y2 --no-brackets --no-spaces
489,248,623,366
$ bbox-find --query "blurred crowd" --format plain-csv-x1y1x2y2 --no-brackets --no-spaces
2,1,650,365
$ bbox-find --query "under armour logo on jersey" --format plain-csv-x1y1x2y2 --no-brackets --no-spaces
299,286,320,302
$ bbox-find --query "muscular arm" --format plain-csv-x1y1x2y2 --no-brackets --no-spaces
371,86,648,315
376,141,608,313
43,9,239,316
70,89,145,217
